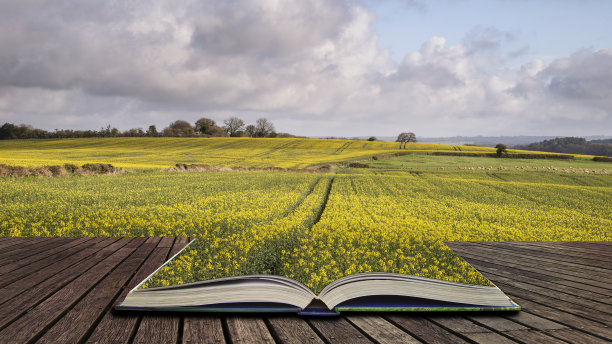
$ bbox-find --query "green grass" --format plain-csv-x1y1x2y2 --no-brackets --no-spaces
363,153,610,171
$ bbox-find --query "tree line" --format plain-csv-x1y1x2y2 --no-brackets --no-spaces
0,117,300,140
514,137,612,157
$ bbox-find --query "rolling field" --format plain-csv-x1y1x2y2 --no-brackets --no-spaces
2,139,610,291
1,137,512,169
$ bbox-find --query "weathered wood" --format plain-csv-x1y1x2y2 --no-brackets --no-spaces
464,314,567,343
133,315,180,344
266,316,324,344
1,239,611,343
427,316,516,343
170,236,190,256
508,295,612,341
513,241,612,260
182,316,226,344
225,317,275,343
498,330,566,344
0,237,91,276
454,252,612,309
451,242,612,282
86,242,175,343
463,257,612,305
386,316,469,344
0,238,122,328
0,238,99,288
131,237,187,342
0,237,71,263
475,273,612,323
478,241,612,271
347,315,420,343
501,311,566,331
451,245,612,297
308,317,373,344
448,244,612,290
0,237,27,251
546,328,612,344
0,238,143,343
37,238,159,344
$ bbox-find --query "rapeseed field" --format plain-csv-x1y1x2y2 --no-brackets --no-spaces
0,137,498,169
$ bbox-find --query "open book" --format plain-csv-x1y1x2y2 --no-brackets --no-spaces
117,240,520,315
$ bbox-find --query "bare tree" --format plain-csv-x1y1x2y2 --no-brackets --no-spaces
396,132,416,148
255,118,274,137
223,117,245,137
245,124,256,137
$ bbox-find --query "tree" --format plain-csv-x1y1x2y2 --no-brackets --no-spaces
146,125,158,137
163,120,195,137
367,136,376,141
223,117,245,137
495,143,507,157
0,123,18,140
245,124,256,137
396,132,416,148
195,117,223,136
255,118,274,137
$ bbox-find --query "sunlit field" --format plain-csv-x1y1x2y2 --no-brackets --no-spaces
2,152,610,291
1,137,514,169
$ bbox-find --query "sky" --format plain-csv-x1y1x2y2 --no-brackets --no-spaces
1,0,611,137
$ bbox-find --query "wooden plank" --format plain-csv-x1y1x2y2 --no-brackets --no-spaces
86,239,174,344
225,317,275,343
37,238,160,344
497,330,566,344
131,237,187,342
0,238,143,343
0,237,71,263
182,316,226,344
427,316,516,343
385,316,469,344
266,316,324,344
0,238,99,288
508,295,612,341
546,328,612,344
0,238,123,328
451,245,612,297
453,242,612,281
479,241,612,270
0,237,91,276
517,242,612,260
453,255,612,308
0,237,32,251
346,315,420,343
448,244,612,290
460,259,612,320
170,237,189,256
308,317,373,344
133,315,180,344
501,312,567,331
0,239,116,304
465,314,566,343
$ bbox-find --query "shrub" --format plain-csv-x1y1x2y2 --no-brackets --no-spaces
64,163,80,173
348,162,370,168
81,163,116,173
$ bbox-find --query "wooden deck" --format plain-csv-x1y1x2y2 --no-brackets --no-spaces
0,238,610,344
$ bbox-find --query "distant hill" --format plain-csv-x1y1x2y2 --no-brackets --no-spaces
514,137,612,157
356,135,612,147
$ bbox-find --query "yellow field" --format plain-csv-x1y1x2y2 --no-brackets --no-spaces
1,138,609,292
0,137,499,169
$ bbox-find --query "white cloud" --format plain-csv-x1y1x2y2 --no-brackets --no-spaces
0,0,610,136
